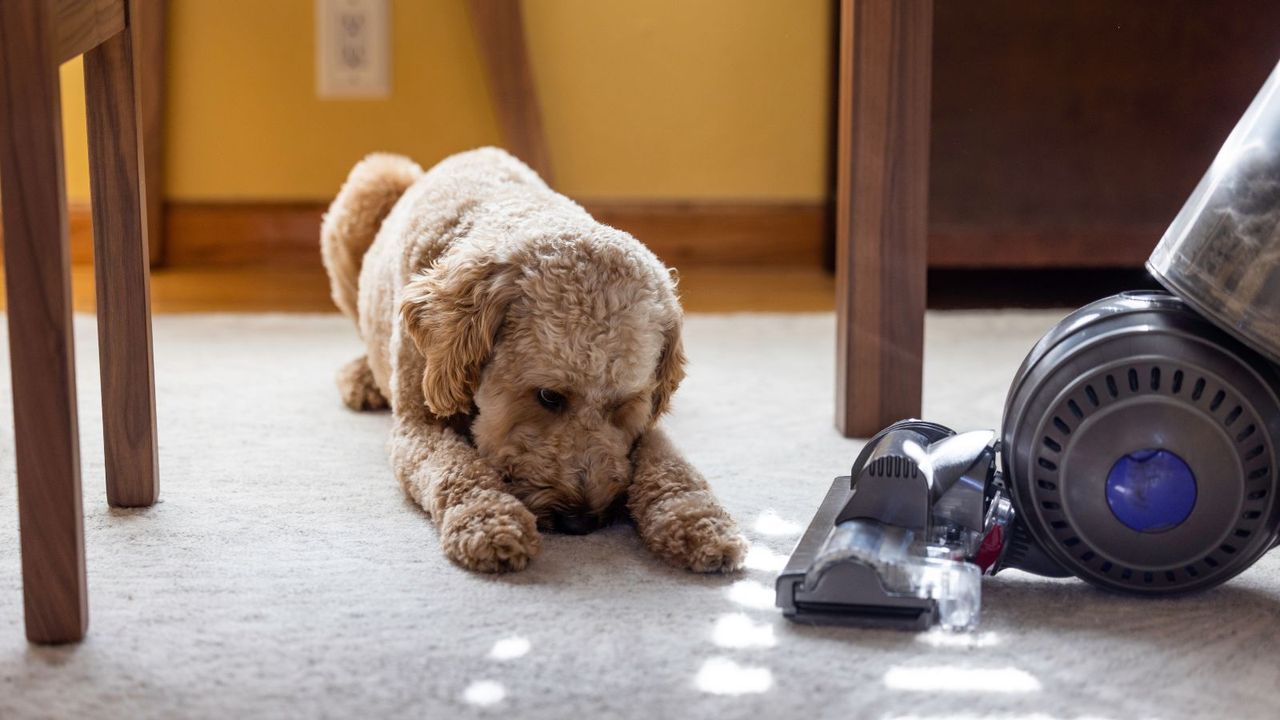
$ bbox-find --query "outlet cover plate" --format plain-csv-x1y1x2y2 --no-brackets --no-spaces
316,0,390,98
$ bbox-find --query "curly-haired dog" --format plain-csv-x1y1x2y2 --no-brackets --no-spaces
321,148,747,573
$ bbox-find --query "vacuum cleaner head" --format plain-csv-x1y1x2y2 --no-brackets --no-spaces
778,59,1280,632
776,421,1004,631
777,292,1280,632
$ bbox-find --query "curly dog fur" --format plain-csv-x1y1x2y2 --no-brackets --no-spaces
321,148,747,573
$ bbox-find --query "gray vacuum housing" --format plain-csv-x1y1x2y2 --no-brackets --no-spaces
1002,291,1280,594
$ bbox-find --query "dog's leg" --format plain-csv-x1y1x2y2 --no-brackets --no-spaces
336,355,388,411
390,418,541,572
627,428,747,572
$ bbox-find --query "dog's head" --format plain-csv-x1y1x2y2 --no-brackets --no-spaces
401,234,685,534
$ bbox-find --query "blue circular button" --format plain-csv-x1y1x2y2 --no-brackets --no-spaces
1105,448,1197,533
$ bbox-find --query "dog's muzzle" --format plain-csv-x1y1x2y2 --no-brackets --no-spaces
551,510,601,535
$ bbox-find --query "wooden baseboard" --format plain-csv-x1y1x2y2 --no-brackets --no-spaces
0,202,99,265
31,201,1157,270
161,200,832,269
589,201,829,267
163,203,326,268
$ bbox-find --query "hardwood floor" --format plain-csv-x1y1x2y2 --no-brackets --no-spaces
0,265,837,314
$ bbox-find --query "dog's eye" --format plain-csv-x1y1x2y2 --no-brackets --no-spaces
536,388,566,412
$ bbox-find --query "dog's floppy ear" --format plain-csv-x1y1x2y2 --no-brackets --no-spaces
400,248,522,417
651,317,687,418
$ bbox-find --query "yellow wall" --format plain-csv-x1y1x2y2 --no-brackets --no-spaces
61,59,91,202
62,0,831,203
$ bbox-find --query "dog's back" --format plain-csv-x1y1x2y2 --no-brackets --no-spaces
320,153,424,319
323,147,586,402
322,146,568,318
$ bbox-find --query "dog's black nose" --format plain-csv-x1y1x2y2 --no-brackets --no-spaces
551,510,601,535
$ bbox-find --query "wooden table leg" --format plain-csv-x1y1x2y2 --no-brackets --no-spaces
84,6,160,509
0,0,89,644
835,0,933,437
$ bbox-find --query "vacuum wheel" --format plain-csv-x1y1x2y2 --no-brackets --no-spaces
1001,291,1280,594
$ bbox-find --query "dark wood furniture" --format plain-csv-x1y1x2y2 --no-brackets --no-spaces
835,0,933,437
927,0,1280,268
0,0,159,644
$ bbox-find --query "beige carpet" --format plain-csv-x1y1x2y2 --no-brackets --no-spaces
1,312,1277,719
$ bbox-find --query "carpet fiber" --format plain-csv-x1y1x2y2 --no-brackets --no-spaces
1,312,1277,719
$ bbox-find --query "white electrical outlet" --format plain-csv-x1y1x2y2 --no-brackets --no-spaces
316,0,390,98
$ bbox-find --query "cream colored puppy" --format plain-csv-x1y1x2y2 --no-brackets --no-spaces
321,148,747,573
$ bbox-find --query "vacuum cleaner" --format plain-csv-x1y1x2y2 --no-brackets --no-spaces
777,60,1280,631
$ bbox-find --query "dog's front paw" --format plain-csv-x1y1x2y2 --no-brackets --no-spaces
682,519,749,573
440,491,542,572
640,493,748,573
336,355,388,411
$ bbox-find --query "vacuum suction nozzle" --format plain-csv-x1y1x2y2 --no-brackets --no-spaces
775,421,1011,631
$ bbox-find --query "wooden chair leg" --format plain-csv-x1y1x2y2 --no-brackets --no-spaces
466,0,554,183
135,0,166,267
0,0,89,644
835,0,934,437
84,11,160,508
